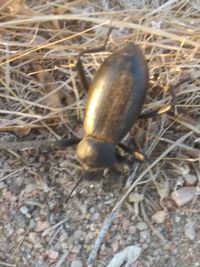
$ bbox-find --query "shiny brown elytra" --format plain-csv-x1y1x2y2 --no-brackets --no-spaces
76,43,148,169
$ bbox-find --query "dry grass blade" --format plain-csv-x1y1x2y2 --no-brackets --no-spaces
0,262,16,267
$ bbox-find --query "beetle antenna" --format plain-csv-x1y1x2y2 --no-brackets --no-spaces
65,172,86,204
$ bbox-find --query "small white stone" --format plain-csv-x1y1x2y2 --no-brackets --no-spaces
152,210,167,224
136,222,148,231
185,222,196,240
70,260,83,267
20,206,28,215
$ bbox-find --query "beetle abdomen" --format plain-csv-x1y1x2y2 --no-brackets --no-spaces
83,43,148,143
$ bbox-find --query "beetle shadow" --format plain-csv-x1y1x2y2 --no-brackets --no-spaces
80,165,128,191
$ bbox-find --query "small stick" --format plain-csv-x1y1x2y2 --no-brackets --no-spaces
0,137,80,151
87,210,119,266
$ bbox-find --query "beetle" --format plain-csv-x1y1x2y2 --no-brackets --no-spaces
76,43,149,169
63,29,172,171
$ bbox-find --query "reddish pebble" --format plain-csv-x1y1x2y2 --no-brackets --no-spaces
171,187,197,207
45,250,59,261
184,174,197,186
35,220,50,232
122,219,130,231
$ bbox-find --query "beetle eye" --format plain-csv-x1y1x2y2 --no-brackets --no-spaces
76,137,116,169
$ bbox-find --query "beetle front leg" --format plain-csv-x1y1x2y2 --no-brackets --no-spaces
118,142,146,162
76,27,113,92
138,104,172,119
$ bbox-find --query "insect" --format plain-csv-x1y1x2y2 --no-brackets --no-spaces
76,43,148,169
71,29,170,170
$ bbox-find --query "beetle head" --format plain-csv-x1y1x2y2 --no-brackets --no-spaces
76,136,116,169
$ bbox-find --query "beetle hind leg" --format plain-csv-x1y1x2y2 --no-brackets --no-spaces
139,76,193,120
55,137,80,148
76,27,113,91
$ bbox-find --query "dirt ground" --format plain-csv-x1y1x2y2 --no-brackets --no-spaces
0,1,199,267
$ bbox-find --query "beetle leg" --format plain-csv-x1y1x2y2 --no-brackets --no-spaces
138,104,172,119
139,76,192,119
55,137,80,148
76,27,113,91
118,142,146,162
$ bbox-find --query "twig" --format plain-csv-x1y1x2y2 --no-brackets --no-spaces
53,250,69,267
107,246,141,267
0,261,16,267
140,201,167,243
140,180,167,243
13,224,31,255
0,164,29,182
42,218,69,237
87,210,119,266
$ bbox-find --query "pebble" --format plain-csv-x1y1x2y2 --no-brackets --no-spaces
152,210,167,224
174,216,181,223
171,187,197,207
28,232,39,245
184,174,197,186
39,155,46,163
71,246,81,254
140,230,150,241
89,207,96,214
24,183,36,193
17,228,25,235
4,224,13,237
184,222,196,240
90,223,97,232
20,206,29,215
45,250,59,261
0,182,6,188
136,222,148,231
128,225,136,235
119,239,125,247
70,260,83,267
16,176,23,187
128,192,144,203
91,212,100,221
87,231,95,240
73,229,83,241
111,240,119,252
111,236,119,252
35,220,50,232
122,219,130,231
